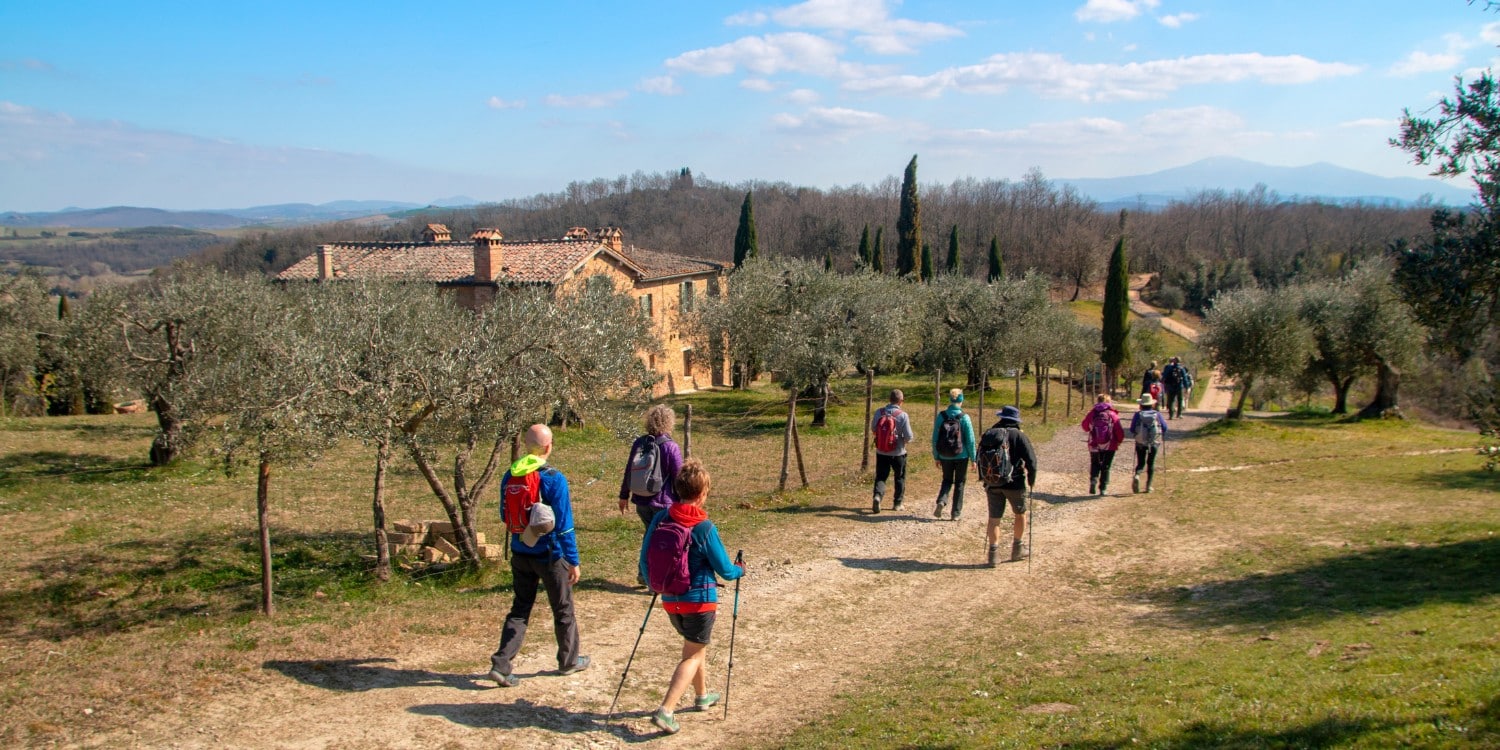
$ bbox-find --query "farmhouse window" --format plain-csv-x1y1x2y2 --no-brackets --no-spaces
680,281,695,312
640,294,653,318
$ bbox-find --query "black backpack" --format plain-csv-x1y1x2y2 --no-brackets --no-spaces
1163,363,1185,388
977,426,1015,486
936,412,965,457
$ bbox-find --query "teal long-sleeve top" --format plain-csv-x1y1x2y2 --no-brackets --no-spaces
931,404,976,462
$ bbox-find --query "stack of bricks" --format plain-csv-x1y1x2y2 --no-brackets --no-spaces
387,520,506,563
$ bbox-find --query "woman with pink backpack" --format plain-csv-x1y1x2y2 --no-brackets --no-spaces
1080,394,1126,496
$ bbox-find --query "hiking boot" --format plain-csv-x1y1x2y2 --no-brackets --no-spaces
1088,480,1097,495
1098,483,1107,496
950,512,961,521
487,669,519,688
1145,480,1154,494
987,545,999,567
694,692,720,710
558,655,591,675
1132,473,1141,493
871,497,881,514
892,500,903,512
1010,540,1028,562
933,501,946,518
652,708,681,734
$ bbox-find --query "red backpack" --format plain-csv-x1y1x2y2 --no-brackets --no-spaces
501,471,542,535
645,520,694,595
874,408,902,452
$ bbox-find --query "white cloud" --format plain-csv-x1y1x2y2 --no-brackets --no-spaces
542,91,628,108
486,96,525,109
1482,22,1500,45
1339,117,1396,129
763,0,963,54
638,76,682,95
1158,13,1198,29
0,102,503,210
771,106,893,138
741,78,778,92
1391,32,1474,76
922,106,1264,163
844,51,1362,102
666,32,851,77
727,10,770,26
1074,0,1160,23
786,88,822,104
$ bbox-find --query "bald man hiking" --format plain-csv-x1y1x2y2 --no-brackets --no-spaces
488,424,590,687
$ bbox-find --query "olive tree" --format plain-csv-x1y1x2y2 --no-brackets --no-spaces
1200,286,1312,418
0,272,56,415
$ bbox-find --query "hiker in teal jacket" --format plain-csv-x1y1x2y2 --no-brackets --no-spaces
637,458,744,735
931,388,977,520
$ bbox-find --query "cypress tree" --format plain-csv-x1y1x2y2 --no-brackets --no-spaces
857,225,871,268
896,155,921,277
824,250,834,272
945,225,961,275
871,226,885,273
58,294,71,319
920,242,933,282
1102,210,1132,390
733,191,758,268
987,237,1004,282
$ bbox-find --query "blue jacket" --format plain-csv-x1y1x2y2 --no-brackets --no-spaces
638,508,743,608
931,404,976,462
501,458,579,566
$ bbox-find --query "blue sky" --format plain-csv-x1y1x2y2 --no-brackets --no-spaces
2,0,1497,211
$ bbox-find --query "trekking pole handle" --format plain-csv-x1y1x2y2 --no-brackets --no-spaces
735,549,743,566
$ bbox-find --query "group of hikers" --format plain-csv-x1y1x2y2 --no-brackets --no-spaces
482,361,1188,734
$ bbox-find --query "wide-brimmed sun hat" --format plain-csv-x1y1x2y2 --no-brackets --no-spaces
997,405,1022,423
1138,393,1156,406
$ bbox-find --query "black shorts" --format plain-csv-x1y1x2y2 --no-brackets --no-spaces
668,611,716,644
986,486,1027,519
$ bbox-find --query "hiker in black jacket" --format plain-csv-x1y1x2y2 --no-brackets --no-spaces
979,405,1038,566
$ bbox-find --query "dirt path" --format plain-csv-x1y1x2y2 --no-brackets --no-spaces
76,393,1225,750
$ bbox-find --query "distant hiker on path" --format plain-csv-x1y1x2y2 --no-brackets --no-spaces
977,405,1038,565
1141,361,1163,404
932,388,977,521
1161,357,1188,419
1080,394,1126,496
1129,395,1168,494
871,389,915,514
620,404,683,527
638,458,745,735
489,424,590,688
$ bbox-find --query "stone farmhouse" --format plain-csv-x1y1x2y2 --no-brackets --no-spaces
276,224,729,396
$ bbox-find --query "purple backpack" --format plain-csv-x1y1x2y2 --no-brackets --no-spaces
645,520,693,595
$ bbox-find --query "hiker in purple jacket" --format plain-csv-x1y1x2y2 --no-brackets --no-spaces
619,404,683,528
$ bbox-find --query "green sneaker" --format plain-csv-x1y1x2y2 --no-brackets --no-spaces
694,692,720,710
652,708,680,734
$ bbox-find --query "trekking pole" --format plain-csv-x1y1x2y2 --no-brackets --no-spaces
723,550,744,720
608,592,658,719
1027,489,1034,574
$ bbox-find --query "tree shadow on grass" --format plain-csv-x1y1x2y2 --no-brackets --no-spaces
0,530,374,640
1065,715,1400,749
1149,536,1500,628
838,556,992,573
263,657,489,692
1415,467,1498,493
0,450,154,489
407,700,658,743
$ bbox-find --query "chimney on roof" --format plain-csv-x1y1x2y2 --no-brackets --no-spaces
472,229,503,282
316,245,334,280
564,227,590,241
422,223,451,243
598,226,623,252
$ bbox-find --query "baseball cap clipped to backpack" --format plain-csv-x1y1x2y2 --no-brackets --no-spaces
519,502,555,546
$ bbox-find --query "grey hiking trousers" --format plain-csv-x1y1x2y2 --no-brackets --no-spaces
491,553,581,675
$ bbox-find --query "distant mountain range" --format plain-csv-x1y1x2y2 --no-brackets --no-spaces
0,159,1477,231
0,197,480,230
1059,157,1474,210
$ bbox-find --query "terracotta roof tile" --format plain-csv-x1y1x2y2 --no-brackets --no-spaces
276,238,726,286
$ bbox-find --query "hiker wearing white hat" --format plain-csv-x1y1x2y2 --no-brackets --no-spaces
1128,394,1168,493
